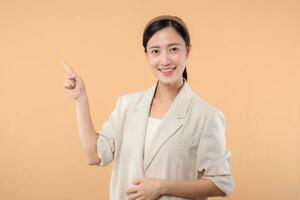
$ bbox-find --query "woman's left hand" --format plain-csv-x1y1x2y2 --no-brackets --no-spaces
126,177,163,200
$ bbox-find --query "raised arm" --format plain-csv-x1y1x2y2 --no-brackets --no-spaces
62,58,100,165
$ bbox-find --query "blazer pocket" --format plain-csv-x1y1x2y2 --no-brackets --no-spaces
172,135,195,148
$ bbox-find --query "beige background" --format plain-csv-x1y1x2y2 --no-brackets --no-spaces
1,0,299,199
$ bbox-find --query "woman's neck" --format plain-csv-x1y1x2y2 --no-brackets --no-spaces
154,78,184,103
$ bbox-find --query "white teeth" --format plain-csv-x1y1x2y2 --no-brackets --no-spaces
159,67,176,72
162,69,172,72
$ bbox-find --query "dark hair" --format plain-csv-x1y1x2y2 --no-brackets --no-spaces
142,18,191,82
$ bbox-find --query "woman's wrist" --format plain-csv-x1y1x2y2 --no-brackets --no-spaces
75,92,88,104
158,179,168,196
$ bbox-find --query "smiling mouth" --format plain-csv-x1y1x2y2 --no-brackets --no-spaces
158,67,176,72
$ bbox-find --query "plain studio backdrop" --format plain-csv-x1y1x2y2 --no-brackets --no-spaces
0,0,299,199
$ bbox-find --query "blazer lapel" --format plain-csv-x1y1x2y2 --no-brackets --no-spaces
124,80,159,175
125,79,194,174
143,78,194,172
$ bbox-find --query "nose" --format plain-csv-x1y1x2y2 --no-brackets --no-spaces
160,51,171,67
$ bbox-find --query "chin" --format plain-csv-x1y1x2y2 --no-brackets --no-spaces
157,76,181,85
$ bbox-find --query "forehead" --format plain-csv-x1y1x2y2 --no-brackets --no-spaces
147,27,185,48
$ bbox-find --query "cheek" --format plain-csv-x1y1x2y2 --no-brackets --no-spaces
172,55,186,65
148,57,159,67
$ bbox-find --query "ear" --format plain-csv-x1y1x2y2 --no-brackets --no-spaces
186,45,191,58
145,50,150,58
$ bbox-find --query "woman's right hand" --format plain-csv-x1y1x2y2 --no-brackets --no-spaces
61,58,87,101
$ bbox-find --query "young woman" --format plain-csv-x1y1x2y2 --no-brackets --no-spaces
63,15,234,200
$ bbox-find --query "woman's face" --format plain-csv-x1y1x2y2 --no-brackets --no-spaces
145,26,190,86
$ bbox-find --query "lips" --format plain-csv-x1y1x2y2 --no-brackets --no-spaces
158,67,176,72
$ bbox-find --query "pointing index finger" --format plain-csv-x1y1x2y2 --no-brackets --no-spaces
61,58,74,74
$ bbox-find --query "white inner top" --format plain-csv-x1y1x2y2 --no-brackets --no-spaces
144,117,162,157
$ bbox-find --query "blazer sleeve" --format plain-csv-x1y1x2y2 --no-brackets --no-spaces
196,110,235,197
96,96,123,166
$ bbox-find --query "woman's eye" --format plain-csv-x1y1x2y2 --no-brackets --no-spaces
151,50,159,54
171,47,179,52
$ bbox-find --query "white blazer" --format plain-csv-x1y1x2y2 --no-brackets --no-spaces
96,79,234,200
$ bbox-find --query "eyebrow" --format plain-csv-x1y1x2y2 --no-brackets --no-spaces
148,43,181,49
